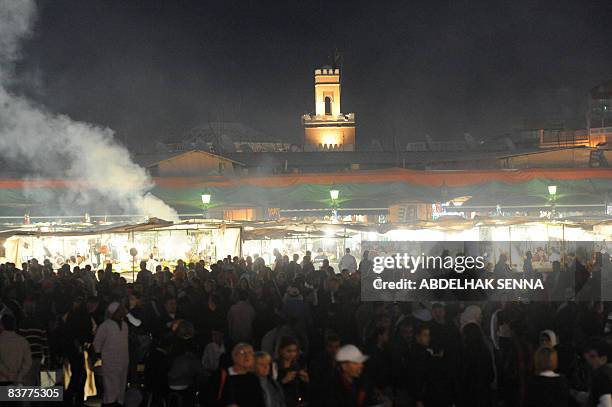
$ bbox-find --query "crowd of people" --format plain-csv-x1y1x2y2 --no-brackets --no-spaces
0,247,611,406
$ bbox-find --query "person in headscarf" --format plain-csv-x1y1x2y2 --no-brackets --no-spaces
460,304,500,394
539,328,577,382
456,323,495,407
526,346,569,407
539,330,558,349
459,305,482,332
93,302,129,406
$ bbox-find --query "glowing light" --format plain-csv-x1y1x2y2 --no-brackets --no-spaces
45,237,62,253
75,240,88,255
451,196,471,206
330,189,339,200
548,185,557,196
323,237,335,246
322,134,341,146
385,229,445,241
201,194,211,204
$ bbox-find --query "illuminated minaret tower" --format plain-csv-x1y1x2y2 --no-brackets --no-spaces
302,66,356,151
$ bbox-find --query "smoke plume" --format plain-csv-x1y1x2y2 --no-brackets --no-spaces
0,0,178,221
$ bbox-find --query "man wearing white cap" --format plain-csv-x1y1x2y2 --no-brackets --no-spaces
324,344,372,407
93,302,129,406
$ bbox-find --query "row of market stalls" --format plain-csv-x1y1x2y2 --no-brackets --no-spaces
2,167,612,271
0,219,241,272
2,216,612,272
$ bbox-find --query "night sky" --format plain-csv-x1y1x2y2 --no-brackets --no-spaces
11,0,612,150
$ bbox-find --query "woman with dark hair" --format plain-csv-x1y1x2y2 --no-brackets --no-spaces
456,322,494,407
198,293,226,337
501,319,534,407
62,296,94,407
390,317,414,405
364,326,392,395
166,320,203,407
273,336,309,407
238,277,251,292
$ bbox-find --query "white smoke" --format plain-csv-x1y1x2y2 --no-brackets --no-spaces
0,0,178,221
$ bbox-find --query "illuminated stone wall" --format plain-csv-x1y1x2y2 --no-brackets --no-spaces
303,124,356,151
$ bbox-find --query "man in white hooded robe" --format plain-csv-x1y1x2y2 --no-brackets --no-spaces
93,302,129,405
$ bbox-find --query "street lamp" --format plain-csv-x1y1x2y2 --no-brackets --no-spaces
201,193,211,219
330,189,339,220
548,185,557,196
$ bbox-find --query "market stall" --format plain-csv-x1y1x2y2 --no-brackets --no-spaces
240,216,612,270
1,219,241,271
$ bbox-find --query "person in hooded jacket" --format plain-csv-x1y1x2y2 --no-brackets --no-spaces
456,323,494,407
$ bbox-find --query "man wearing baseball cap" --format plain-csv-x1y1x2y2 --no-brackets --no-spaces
323,344,374,407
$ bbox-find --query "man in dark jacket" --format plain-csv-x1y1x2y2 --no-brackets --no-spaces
583,338,612,407
136,261,153,288
309,333,341,405
62,297,93,407
429,303,459,406
287,254,302,281
410,324,433,407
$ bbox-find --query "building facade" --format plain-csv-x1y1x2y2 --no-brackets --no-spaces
302,67,356,151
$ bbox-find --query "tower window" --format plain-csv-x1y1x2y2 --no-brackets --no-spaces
324,96,332,115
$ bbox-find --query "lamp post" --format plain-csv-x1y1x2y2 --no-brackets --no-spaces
129,247,138,282
330,189,339,221
548,185,557,219
201,193,211,219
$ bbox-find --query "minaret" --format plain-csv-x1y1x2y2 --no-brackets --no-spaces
302,66,356,151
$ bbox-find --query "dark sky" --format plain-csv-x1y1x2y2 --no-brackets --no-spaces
12,0,612,150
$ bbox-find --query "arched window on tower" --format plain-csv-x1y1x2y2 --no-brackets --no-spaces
324,97,332,115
